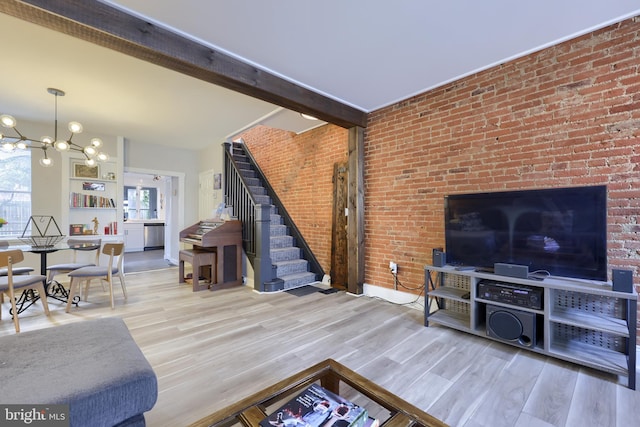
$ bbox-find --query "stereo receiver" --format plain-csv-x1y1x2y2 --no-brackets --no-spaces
477,280,543,310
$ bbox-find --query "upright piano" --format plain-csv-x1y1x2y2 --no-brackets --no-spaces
179,219,242,290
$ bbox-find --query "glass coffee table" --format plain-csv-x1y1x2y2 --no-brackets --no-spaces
189,358,447,427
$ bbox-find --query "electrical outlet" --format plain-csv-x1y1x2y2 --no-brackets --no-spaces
389,261,398,275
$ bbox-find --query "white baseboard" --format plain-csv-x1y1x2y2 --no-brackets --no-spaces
362,283,425,311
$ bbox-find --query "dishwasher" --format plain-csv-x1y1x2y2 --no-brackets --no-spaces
143,223,165,250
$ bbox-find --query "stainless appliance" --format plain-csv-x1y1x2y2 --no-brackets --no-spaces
143,223,165,250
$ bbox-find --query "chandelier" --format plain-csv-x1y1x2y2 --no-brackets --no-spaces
0,88,109,167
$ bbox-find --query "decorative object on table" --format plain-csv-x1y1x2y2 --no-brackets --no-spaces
19,215,65,248
0,87,109,168
91,217,99,235
0,218,6,228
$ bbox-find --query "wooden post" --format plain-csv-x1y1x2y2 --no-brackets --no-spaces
347,127,364,295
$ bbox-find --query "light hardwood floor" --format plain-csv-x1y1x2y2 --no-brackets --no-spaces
1,267,639,427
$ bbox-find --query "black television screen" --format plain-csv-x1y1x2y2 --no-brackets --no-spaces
444,185,607,281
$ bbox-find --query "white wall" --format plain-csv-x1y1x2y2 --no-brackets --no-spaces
6,119,232,272
25,119,116,220
10,120,119,268
198,141,225,206
123,140,201,226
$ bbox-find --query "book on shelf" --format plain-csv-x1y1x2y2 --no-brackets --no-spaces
69,192,116,208
260,383,367,427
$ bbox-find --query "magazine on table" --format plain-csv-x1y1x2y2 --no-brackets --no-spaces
259,383,368,427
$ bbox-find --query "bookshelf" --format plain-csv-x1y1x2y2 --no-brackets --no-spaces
60,138,124,240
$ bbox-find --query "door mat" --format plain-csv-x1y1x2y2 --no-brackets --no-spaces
285,286,321,297
285,286,341,297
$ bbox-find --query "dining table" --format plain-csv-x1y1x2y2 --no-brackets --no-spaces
6,240,102,315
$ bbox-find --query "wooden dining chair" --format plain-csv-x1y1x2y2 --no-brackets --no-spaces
0,241,34,276
46,238,102,284
0,249,50,332
66,242,127,311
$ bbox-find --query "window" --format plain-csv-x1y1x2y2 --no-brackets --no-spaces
124,186,158,220
0,150,31,236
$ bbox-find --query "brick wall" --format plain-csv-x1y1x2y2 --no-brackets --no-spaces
240,17,640,334
365,17,640,292
239,125,349,274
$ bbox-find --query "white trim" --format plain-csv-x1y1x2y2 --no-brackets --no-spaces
362,282,425,311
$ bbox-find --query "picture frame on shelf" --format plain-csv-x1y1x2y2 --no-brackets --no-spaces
72,161,100,179
69,224,84,236
82,182,105,191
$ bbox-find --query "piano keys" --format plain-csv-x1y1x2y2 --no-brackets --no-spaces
179,219,243,290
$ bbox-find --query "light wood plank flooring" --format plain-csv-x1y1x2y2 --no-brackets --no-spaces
1,267,638,427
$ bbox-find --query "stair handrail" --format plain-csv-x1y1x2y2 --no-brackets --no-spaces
223,142,275,291
231,141,324,281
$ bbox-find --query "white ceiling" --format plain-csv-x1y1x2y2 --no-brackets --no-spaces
2,1,639,151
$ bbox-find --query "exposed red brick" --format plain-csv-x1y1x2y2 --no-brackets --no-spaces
241,17,640,337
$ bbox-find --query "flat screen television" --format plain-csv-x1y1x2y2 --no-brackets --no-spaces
444,185,607,281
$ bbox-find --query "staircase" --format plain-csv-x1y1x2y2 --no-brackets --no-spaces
231,144,318,290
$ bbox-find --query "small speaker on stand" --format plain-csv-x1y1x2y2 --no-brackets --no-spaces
432,248,445,267
612,269,633,293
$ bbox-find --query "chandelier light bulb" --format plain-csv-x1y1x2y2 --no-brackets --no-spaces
1,142,16,152
40,156,53,167
0,114,16,128
1,88,108,168
54,140,70,151
68,121,83,134
84,145,97,156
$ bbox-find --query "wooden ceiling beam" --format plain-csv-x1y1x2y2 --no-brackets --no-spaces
2,0,367,129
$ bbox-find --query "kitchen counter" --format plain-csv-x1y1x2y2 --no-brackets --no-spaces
124,219,165,224
123,222,144,252
123,221,165,251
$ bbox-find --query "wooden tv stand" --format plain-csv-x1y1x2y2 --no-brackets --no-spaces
424,265,637,389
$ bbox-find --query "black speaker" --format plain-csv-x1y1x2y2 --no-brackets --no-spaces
486,305,537,348
432,249,445,267
612,269,633,293
494,263,528,279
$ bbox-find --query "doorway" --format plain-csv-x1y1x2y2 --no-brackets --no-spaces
123,168,185,270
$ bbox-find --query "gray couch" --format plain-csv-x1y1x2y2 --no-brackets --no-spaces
0,317,158,426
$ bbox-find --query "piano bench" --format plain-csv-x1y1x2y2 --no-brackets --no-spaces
179,249,216,291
